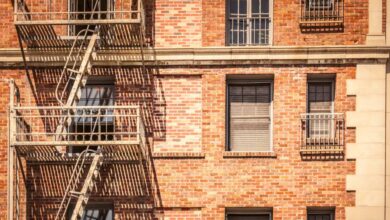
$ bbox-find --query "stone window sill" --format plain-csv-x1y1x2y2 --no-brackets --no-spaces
223,151,277,158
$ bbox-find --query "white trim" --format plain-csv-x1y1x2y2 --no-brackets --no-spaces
226,0,273,46
306,78,335,114
306,79,336,139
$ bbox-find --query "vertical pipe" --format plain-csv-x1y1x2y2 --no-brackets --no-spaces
14,0,18,22
7,80,15,220
137,106,140,144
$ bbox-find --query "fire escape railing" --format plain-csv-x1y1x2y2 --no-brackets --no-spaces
10,105,144,146
14,0,144,25
300,113,345,153
11,0,151,218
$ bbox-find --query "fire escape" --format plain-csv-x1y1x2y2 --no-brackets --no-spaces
10,0,152,219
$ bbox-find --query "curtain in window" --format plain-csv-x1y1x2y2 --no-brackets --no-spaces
307,82,333,138
229,84,271,151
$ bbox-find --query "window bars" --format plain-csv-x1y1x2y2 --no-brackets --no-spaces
14,0,143,25
300,113,345,153
300,0,344,25
227,0,271,46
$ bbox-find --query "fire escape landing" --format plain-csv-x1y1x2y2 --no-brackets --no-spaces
10,1,153,219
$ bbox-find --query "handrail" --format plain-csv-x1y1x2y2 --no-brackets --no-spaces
13,105,139,110
300,112,345,153
14,0,143,24
11,105,141,147
56,98,104,219
55,149,98,220
54,28,94,105
55,0,102,106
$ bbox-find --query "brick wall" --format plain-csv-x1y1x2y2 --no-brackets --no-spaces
202,0,369,46
153,75,202,152
154,0,202,48
0,65,356,219
0,3,18,48
0,0,371,49
154,65,356,219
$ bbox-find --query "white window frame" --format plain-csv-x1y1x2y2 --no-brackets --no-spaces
307,0,334,10
306,78,335,139
226,80,274,152
226,0,274,46
306,79,335,115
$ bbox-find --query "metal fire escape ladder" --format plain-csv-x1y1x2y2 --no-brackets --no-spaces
70,150,104,220
14,0,149,219
53,1,105,219
54,32,103,220
55,148,104,220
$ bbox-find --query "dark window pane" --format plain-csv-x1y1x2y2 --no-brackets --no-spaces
252,0,260,14
227,214,271,220
230,0,239,14
261,0,269,13
239,0,247,14
68,204,114,220
307,208,335,220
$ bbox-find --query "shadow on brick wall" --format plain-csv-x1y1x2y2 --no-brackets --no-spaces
14,65,166,219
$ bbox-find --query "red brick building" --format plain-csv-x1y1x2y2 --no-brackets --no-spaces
1,0,390,219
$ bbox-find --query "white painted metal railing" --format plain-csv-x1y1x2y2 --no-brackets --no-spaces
300,113,345,153
10,105,144,146
300,0,344,24
14,0,144,25
228,16,271,46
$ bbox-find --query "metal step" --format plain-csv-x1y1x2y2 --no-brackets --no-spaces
54,33,98,144
70,152,104,220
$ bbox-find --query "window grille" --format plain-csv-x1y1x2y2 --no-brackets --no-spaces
227,0,271,45
300,0,344,25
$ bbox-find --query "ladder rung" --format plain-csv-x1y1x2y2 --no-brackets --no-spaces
67,68,80,74
69,190,83,196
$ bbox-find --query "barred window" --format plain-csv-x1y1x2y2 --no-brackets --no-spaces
306,0,333,9
227,0,271,46
69,0,114,35
300,0,344,25
307,81,333,138
70,76,115,153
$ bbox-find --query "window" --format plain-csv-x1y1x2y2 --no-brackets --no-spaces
70,76,115,153
300,0,344,25
227,81,272,152
227,0,271,46
68,203,114,220
306,0,333,9
307,207,335,220
301,77,345,154
70,0,113,35
226,208,273,220
307,81,334,138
